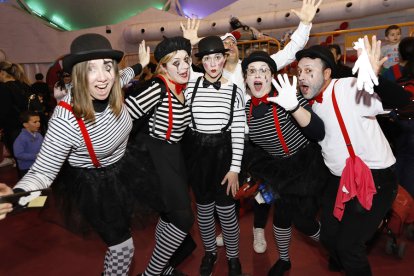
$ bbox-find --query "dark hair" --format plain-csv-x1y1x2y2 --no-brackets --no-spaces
35,73,44,81
385,25,401,37
20,110,39,124
327,44,342,56
399,36,414,79
56,70,70,90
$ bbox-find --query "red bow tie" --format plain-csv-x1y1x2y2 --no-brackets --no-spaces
251,94,269,106
308,91,324,105
169,79,187,95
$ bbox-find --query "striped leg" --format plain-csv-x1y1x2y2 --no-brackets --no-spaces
216,204,239,259
142,223,186,276
197,202,217,252
273,225,292,261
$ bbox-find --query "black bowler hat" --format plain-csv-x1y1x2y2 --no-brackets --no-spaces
295,45,337,73
241,51,278,74
63,33,124,73
154,36,192,62
195,36,229,58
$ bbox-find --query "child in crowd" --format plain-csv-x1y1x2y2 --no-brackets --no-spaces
381,24,402,70
13,111,43,177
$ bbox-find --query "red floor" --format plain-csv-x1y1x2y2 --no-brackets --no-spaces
1,164,413,276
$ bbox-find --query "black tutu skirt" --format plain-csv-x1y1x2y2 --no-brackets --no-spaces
182,129,233,204
45,161,137,244
243,141,329,198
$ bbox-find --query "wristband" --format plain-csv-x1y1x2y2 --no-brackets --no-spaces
289,103,300,113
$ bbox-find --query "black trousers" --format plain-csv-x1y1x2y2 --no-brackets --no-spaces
320,167,398,276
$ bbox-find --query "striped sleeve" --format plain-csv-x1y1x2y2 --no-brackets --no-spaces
125,81,163,119
230,86,246,173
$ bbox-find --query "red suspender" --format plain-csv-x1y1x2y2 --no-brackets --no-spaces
331,80,356,159
247,90,290,155
391,64,402,80
156,75,173,141
271,104,290,155
58,101,101,168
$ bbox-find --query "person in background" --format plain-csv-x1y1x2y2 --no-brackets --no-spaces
382,36,414,197
53,70,72,103
327,44,353,78
0,33,147,275
13,111,43,178
31,73,51,109
283,36,411,276
0,61,29,155
381,24,402,70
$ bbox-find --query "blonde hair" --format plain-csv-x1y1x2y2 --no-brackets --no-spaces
0,61,30,85
154,51,177,75
71,60,123,122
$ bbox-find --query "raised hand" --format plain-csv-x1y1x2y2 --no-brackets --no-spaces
291,0,323,25
180,18,201,46
352,35,386,94
138,40,150,69
268,74,299,111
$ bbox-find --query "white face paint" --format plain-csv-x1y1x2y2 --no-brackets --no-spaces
201,53,226,81
297,57,327,100
163,50,191,84
245,61,272,98
87,59,115,100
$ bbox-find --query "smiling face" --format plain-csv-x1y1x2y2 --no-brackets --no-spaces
223,37,239,63
297,57,331,100
161,50,191,84
245,61,273,98
87,59,115,100
201,53,226,81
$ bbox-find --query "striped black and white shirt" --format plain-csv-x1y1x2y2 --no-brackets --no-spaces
15,93,132,191
125,78,191,143
185,77,246,173
14,65,141,191
246,93,313,158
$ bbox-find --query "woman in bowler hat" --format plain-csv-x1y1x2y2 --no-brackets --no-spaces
241,51,328,275
182,36,246,276
0,33,149,275
123,36,195,276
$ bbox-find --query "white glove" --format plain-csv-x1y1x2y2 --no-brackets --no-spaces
352,38,378,94
267,74,299,111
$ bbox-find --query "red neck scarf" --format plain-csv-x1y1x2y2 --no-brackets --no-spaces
168,79,187,95
251,94,270,106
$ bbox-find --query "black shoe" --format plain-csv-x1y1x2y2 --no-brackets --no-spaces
268,259,291,276
328,256,343,272
228,257,242,276
200,251,217,276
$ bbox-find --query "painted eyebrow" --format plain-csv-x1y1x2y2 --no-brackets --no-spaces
103,60,114,65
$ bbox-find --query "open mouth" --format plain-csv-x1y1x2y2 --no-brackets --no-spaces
300,84,309,95
253,81,263,92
